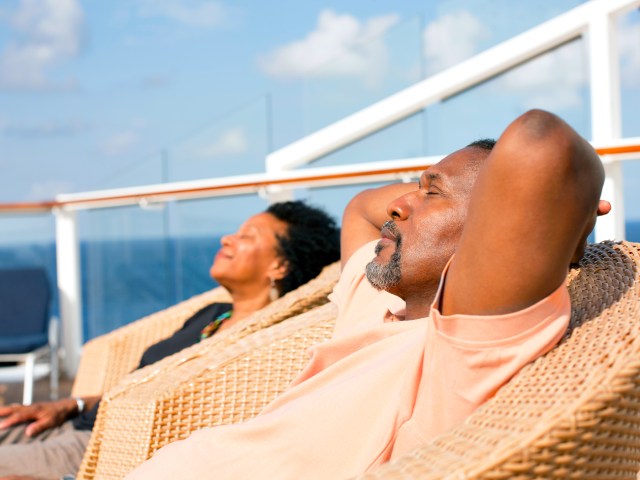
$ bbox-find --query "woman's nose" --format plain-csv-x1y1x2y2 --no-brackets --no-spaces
220,234,234,246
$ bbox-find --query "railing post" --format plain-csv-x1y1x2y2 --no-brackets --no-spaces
589,2,625,241
264,164,295,204
54,207,83,375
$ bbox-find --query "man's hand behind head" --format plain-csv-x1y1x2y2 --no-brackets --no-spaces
443,109,606,316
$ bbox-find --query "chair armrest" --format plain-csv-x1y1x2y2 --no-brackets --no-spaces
77,303,337,480
71,287,232,397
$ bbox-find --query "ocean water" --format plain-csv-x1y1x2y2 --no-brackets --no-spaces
1,221,640,342
0,236,221,341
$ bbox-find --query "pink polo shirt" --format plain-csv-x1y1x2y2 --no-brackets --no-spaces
126,241,570,480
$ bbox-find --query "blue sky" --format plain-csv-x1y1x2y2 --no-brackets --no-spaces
0,0,638,224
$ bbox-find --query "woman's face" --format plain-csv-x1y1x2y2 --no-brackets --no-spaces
209,212,289,292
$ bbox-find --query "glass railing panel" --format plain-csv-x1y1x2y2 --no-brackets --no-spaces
300,111,426,169
618,7,639,241
91,151,166,190
79,205,172,340
623,159,640,242
618,0,639,243
0,213,58,317
290,16,423,169
425,37,591,153
89,95,271,192
619,8,640,138
167,96,271,182
301,16,423,136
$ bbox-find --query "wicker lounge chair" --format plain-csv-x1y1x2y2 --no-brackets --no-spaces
71,261,339,398
77,302,338,480
79,240,640,480
360,240,640,479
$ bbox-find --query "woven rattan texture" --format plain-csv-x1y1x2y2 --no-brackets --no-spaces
359,241,640,480
79,303,337,480
77,262,339,480
71,286,232,397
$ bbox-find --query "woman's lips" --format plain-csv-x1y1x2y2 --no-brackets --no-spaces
214,250,232,262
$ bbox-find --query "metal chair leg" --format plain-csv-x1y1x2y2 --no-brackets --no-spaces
49,317,60,400
23,353,35,405
50,346,59,400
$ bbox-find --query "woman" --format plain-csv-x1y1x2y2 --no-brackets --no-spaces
0,200,341,480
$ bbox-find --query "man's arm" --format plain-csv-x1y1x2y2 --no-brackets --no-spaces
443,109,605,316
341,182,416,266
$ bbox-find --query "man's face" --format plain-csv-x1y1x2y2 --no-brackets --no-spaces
366,147,486,301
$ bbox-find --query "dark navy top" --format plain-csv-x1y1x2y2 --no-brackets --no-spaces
72,302,232,431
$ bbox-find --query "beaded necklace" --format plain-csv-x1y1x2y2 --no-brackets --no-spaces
200,310,233,341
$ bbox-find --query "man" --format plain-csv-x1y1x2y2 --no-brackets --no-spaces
124,109,609,479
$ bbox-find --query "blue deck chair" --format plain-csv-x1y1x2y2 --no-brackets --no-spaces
0,267,59,404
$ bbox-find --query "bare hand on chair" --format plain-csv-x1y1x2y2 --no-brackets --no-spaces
0,399,78,437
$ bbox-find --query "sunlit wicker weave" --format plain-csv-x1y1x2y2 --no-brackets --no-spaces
71,287,232,397
77,302,337,480
359,240,640,479
72,261,339,398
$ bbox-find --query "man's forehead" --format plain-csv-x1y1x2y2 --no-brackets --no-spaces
422,148,476,180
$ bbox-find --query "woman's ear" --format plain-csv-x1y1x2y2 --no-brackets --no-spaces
269,259,289,281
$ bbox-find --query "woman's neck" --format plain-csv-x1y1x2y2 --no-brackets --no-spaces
219,287,272,331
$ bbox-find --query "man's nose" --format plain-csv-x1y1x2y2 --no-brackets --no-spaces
386,193,411,221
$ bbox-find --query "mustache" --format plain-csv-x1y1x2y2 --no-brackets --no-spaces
374,221,401,255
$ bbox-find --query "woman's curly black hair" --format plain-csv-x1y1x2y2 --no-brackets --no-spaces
266,200,340,295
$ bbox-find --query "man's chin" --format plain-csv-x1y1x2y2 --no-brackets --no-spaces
365,261,400,292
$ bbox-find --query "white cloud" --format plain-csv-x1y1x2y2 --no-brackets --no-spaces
138,0,230,28
500,41,586,111
192,127,248,159
423,10,489,74
619,16,640,87
0,0,85,91
99,130,140,157
258,10,399,81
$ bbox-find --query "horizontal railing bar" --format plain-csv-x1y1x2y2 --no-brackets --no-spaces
0,157,442,213
0,201,58,214
1,139,639,214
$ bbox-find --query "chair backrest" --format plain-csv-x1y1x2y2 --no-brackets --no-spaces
0,267,51,354
359,240,640,479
